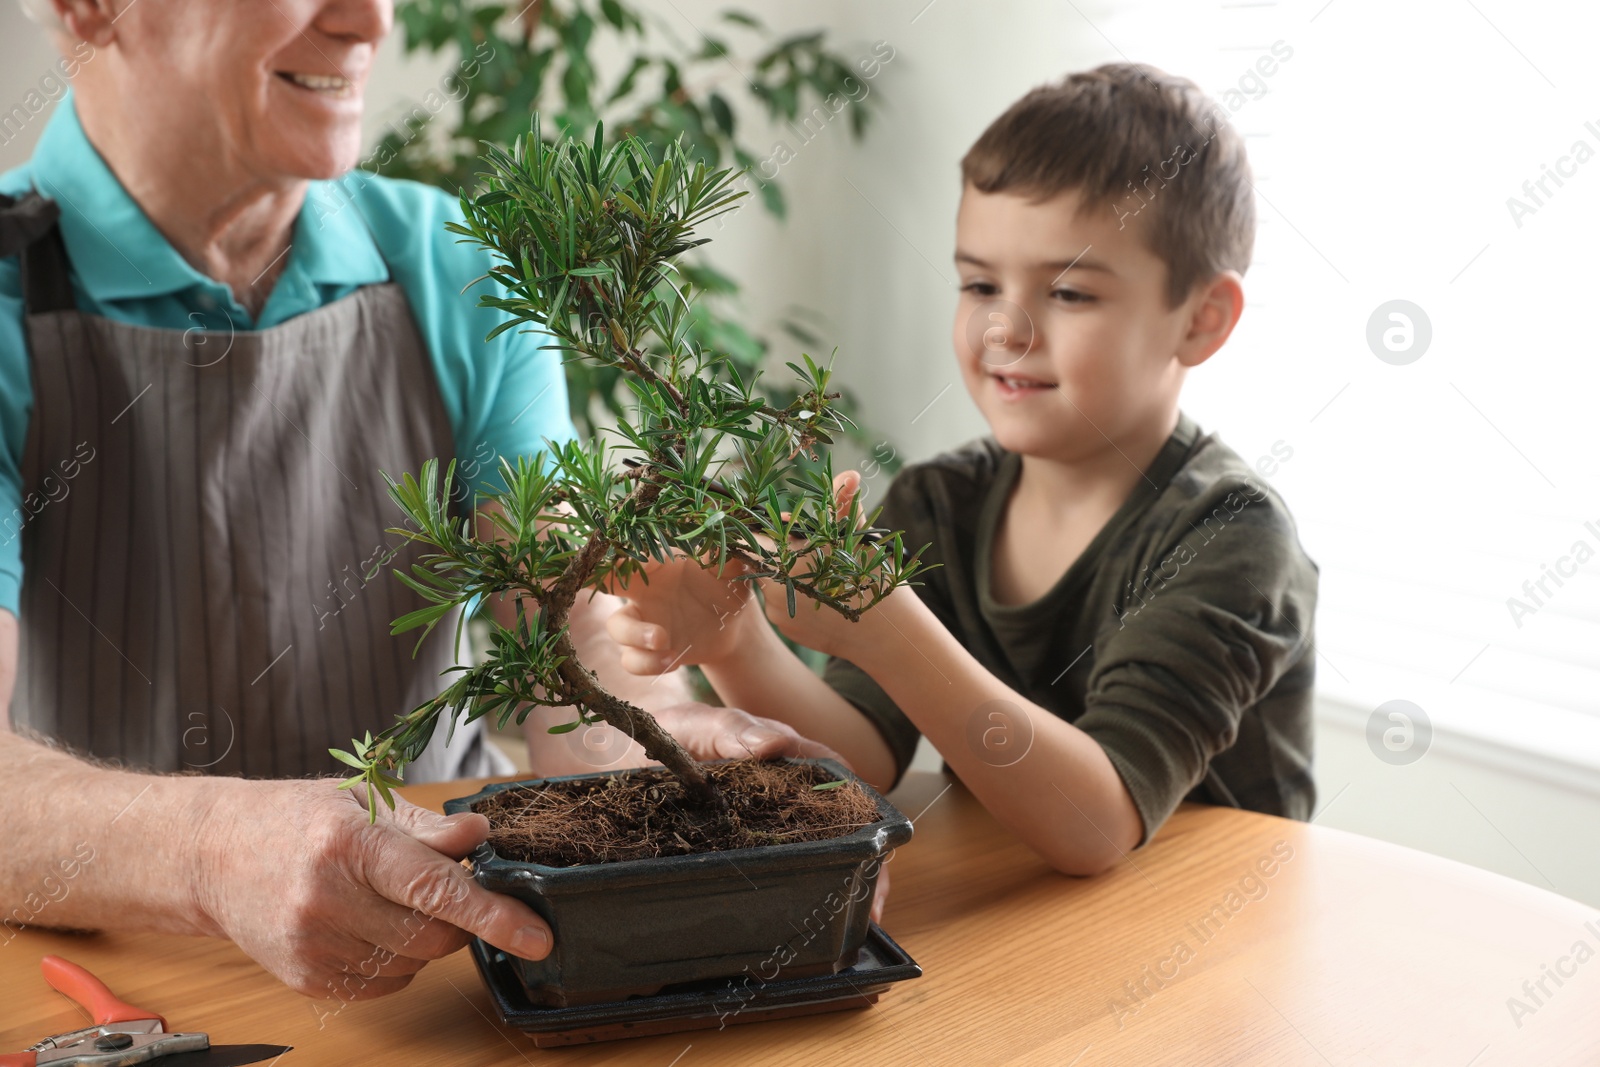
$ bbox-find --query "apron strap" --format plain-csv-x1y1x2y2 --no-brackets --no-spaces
0,191,76,315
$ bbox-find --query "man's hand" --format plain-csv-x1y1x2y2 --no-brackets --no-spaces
648,701,850,766
191,777,553,1001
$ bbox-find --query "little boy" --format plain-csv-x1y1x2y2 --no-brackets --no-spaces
605,62,1318,874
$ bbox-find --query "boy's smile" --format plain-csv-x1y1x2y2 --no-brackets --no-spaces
951,185,1237,466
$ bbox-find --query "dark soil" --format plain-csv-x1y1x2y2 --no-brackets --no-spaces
472,759,882,867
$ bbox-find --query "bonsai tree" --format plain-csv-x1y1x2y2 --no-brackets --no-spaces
333,122,926,817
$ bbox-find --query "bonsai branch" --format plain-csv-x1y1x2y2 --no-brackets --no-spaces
620,349,688,415
716,542,872,623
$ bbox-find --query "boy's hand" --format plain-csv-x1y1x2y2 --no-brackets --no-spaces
758,470,874,660
607,554,761,674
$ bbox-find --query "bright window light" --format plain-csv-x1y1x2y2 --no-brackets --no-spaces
1102,0,1600,769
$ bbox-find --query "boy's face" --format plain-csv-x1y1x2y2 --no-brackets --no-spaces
951,185,1207,462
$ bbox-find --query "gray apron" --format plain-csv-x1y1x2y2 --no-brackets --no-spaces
0,190,510,781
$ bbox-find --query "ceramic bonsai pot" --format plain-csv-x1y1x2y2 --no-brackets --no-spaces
445,757,912,1007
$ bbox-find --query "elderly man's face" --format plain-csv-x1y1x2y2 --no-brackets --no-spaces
117,0,392,180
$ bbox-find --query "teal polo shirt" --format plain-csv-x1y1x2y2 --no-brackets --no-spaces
0,95,577,618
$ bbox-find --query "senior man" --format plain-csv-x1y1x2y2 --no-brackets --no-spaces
0,0,845,1000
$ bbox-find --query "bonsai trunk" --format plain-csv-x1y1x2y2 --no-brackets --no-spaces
544,527,725,813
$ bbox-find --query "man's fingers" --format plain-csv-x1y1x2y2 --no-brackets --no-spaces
357,823,553,962
653,703,854,769
345,895,476,962
370,801,535,960
365,952,432,979
316,971,420,1003
652,703,783,761
387,800,490,862
327,933,439,980
783,734,854,772
298,932,437,1003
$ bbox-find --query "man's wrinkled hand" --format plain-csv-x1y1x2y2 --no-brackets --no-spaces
648,701,853,768
192,778,554,1001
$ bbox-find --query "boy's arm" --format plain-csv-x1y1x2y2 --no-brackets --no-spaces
610,475,1314,877
752,477,1318,876
753,584,1144,876
609,567,1142,874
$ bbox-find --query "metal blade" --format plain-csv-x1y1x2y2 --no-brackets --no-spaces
145,1044,292,1067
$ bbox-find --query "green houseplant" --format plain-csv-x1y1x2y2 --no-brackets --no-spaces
331,124,926,1006
380,0,890,439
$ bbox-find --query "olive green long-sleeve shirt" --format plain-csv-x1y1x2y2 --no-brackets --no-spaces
825,413,1318,845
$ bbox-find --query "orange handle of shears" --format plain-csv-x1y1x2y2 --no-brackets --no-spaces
39,955,165,1029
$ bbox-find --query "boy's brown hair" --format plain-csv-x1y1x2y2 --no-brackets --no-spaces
961,62,1255,308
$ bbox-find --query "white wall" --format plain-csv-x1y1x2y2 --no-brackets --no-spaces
3,0,1597,908
650,0,1119,469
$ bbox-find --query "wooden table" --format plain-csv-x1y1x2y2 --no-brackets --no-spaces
3,772,1596,1066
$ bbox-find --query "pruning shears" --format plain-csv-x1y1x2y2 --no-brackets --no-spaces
2,956,290,1067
